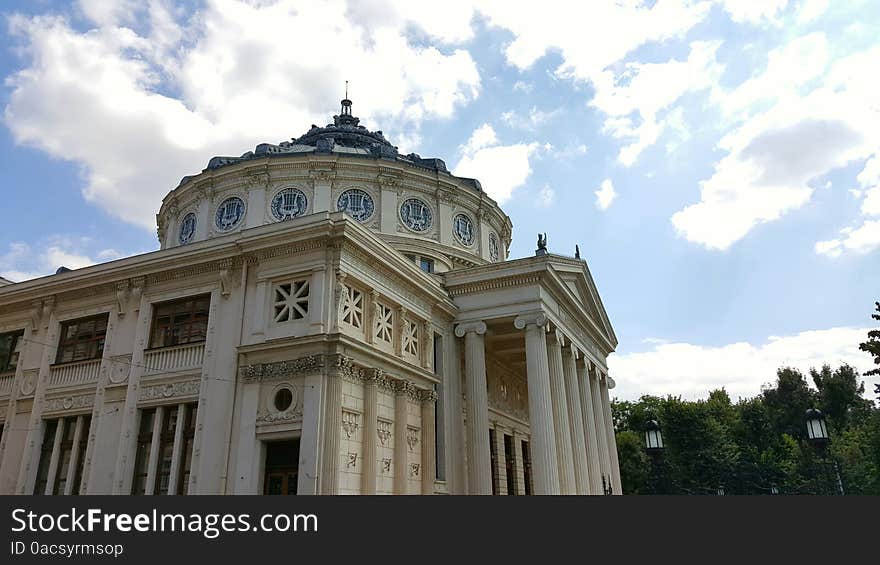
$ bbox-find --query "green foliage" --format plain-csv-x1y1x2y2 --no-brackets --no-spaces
614,364,880,495
858,302,880,377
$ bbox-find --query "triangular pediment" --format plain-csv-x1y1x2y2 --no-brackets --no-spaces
553,263,617,350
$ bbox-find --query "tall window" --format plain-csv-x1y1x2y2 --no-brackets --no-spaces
131,409,156,495
33,420,58,495
150,295,210,348
521,440,532,496
504,434,517,495
32,416,90,495
176,405,198,494
131,403,198,495
56,315,108,364
0,330,23,373
489,429,499,495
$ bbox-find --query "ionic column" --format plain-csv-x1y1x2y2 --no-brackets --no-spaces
454,321,491,495
393,380,409,494
601,374,622,495
320,370,343,495
421,389,437,495
563,345,590,495
361,369,379,495
578,359,602,494
546,330,576,494
589,367,611,493
514,312,559,495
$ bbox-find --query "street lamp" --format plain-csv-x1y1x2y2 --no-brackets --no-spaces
804,408,844,495
805,408,829,446
645,419,663,451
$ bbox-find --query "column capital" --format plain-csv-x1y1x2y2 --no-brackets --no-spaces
454,320,487,337
606,375,616,389
513,312,547,330
565,342,579,359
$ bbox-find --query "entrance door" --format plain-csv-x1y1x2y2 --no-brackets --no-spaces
263,439,300,495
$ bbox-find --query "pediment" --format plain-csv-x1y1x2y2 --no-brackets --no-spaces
554,265,617,350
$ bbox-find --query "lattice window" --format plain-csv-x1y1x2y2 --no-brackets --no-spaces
403,319,419,356
273,280,309,322
375,303,393,343
341,287,363,329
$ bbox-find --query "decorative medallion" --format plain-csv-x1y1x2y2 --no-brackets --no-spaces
337,189,374,222
178,212,197,244
453,213,475,246
214,196,245,232
399,198,432,232
271,188,307,220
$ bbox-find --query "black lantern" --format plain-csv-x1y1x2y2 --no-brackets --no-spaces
805,408,829,445
645,419,663,451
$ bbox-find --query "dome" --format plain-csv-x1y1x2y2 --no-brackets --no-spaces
179,98,482,193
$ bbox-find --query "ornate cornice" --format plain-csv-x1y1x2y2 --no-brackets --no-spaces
447,273,542,297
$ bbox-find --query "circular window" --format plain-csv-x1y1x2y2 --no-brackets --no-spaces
337,189,375,222
489,232,499,262
178,212,197,244
399,198,433,232
453,213,475,246
274,387,293,412
214,196,245,232
271,188,308,220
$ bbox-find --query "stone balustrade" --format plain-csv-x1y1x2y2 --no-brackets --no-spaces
49,359,101,388
142,342,205,376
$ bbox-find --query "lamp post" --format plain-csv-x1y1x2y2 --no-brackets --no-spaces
644,419,666,494
804,408,844,495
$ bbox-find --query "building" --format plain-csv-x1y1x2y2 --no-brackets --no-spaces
0,98,620,495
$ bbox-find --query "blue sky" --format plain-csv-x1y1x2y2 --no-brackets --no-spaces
1,0,878,400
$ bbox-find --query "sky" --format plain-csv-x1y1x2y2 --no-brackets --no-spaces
0,0,878,402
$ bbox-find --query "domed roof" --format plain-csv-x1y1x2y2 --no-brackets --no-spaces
179,98,482,192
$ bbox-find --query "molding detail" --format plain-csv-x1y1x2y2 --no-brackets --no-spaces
108,354,131,384
341,409,360,439
20,368,38,397
406,426,420,451
377,418,392,446
139,380,200,401
410,463,420,477
44,394,94,413
240,354,325,383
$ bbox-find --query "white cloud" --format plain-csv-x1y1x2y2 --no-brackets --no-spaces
608,326,874,401
672,36,880,250
453,124,540,203
719,0,790,25
0,236,128,282
594,179,616,210
816,220,880,258
500,106,560,131
591,40,722,166
537,185,555,207
796,0,829,24
4,0,481,230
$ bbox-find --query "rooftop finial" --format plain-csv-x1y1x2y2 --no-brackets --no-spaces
340,80,353,117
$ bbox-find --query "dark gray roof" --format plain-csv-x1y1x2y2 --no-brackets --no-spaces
179,99,483,192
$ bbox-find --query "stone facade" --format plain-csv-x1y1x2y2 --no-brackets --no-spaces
0,101,620,495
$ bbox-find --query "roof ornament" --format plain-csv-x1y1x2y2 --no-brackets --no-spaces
536,233,548,256
575,244,580,259
335,80,358,126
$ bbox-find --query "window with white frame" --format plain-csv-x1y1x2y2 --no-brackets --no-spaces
403,319,419,356
273,280,310,323
375,303,393,344
340,286,363,329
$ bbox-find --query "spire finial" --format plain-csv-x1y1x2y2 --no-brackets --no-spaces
345,80,349,100
340,80,353,117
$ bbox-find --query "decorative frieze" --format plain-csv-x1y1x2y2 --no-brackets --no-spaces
240,354,325,383
44,394,94,413
256,407,303,425
139,380,200,402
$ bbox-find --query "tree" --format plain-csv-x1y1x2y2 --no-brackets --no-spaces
859,301,880,376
